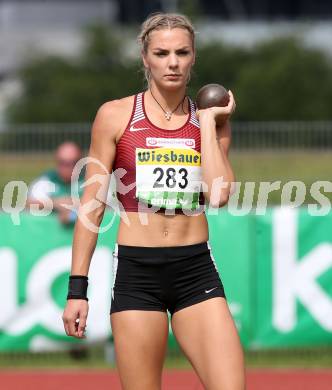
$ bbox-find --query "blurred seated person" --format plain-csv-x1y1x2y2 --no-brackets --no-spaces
27,142,85,225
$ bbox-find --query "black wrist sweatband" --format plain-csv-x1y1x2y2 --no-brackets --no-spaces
67,275,89,301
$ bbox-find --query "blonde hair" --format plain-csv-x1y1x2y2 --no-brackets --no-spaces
137,12,196,83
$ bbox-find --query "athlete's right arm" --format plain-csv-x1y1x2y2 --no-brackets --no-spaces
71,102,119,276
62,101,120,339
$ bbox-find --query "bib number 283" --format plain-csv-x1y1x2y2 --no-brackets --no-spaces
153,167,188,189
135,147,202,209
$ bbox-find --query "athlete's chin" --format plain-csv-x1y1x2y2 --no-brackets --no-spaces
160,79,186,90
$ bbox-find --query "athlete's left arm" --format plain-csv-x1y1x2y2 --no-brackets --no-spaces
216,119,236,182
198,92,236,208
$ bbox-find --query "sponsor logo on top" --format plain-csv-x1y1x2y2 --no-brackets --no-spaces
129,124,150,132
146,137,195,149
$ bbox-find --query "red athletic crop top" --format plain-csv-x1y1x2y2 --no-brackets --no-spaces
112,91,205,213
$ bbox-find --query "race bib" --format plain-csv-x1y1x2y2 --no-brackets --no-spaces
135,147,202,210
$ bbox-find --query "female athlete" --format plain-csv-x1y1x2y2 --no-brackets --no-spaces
62,12,245,390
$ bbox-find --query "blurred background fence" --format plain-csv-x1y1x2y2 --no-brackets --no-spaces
1,121,332,152
1,121,332,207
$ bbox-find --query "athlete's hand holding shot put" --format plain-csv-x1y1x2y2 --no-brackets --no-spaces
62,12,245,390
196,91,236,207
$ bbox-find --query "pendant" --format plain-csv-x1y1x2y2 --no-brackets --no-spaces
165,112,171,121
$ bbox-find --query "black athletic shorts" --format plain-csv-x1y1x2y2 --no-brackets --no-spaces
110,241,226,317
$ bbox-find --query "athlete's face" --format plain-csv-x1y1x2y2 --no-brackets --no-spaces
143,28,195,89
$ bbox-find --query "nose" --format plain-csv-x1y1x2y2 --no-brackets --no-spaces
168,53,179,69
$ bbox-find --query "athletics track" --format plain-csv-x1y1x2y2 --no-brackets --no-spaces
1,369,332,389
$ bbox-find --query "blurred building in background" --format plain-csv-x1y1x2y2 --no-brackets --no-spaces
1,0,332,123
2,0,332,74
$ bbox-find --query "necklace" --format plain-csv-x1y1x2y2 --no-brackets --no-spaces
149,89,187,121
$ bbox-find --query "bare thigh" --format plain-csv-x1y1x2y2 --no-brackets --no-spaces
171,298,245,390
111,310,169,390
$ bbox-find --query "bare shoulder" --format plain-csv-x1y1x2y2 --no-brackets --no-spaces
97,95,135,119
93,95,135,142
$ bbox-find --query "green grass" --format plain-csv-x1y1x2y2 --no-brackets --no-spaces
231,150,332,182
229,150,332,205
0,154,54,189
244,348,332,369
1,151,332,206
1,347,332,370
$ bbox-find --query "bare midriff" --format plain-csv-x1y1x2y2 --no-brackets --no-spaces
116,211,208,247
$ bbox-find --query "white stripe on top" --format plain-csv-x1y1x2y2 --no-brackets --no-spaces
189,98,200,127
131,92,145,123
